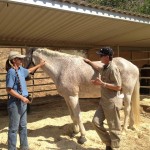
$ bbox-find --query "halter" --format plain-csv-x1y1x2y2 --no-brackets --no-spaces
25,48,37,103
26,48,36,71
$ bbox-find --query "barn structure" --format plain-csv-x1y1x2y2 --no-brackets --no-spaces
0,0,150,101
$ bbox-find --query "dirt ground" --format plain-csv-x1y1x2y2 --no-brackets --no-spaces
0,96,150,150
0,48,149,150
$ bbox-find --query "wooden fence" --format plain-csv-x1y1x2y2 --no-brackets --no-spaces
0,71,57,99
0,68,149,100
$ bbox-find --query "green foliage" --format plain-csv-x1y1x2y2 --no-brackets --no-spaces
88,0,125,7
139,0,150,14
87,0,150,15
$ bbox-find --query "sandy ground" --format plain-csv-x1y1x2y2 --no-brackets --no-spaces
0,96,150,150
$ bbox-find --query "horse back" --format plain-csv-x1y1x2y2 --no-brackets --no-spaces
113,57,139,94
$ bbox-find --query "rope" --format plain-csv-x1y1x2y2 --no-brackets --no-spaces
14,68,22,95
31,74,35,103
14,68,34,103
25,47,36,103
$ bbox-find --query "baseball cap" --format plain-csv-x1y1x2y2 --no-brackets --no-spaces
96,47,113,56
8,51,26,60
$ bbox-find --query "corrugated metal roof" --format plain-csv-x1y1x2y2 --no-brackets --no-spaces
0,0,150,49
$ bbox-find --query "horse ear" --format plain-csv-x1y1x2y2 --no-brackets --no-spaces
26,47,37,55
30,47,37,52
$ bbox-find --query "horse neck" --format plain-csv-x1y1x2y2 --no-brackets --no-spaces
33,50,68,83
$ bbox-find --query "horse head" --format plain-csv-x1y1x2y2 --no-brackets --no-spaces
24,47,37,69
23,47,40,80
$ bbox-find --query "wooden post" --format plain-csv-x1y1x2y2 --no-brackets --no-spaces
117,45,120,57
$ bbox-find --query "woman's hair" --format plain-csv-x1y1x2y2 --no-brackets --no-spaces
5,59,13,72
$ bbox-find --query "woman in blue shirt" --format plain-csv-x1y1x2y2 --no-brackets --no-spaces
6,51,45,150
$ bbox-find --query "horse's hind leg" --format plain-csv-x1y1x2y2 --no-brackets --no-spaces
65,95,86,144
128,106,135,130
122,94,131,131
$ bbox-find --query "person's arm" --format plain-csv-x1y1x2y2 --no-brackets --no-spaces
28,59,45,74
91,77,121,91
103,82,121,91
84,58,101,71
6,88,31,104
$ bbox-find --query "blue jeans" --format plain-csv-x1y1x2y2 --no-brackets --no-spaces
7,98,28,150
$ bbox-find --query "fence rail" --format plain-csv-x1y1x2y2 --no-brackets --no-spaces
0,71,57,98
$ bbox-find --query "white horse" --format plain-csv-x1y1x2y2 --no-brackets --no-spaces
26,48,140,144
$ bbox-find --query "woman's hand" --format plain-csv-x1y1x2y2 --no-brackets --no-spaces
28,59,46,73
21,97,31,104
39,59,46,67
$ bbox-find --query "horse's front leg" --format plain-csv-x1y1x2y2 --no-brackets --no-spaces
64,96,80,135
122,94,131,131
65,95,87,144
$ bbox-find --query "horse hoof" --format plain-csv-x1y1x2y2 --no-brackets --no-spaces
128,126,136,130
78,136,87,144
70,131,78,138
122,130,126,135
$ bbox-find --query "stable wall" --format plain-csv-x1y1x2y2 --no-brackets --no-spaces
87,47,150,68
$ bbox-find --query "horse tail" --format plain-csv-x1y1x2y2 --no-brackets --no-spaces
131,75,140,126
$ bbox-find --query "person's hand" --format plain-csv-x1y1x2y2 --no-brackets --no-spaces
21,97,31,104
39,59,46,67
84,58,91,63
91,77,103,86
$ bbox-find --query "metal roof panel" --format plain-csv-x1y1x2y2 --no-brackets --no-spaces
0,0,150,49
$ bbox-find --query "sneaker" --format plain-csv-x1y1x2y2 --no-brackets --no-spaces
106,146,112,150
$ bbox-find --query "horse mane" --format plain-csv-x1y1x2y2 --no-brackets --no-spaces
37,48,82,59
